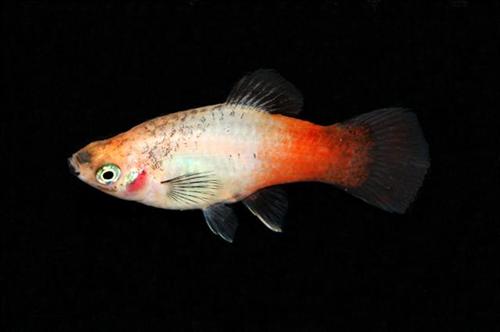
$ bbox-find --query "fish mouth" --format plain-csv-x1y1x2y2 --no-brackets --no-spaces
67,156,80,176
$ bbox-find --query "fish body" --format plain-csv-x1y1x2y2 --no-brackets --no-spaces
69,70,430,242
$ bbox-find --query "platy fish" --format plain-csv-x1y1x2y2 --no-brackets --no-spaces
68,70,430,242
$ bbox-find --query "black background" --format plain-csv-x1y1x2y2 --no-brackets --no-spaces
4,1,500,331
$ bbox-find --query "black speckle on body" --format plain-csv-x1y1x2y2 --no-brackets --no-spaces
163,146,172,157
217,108,224,121
145,123,156,134
148,150,161,169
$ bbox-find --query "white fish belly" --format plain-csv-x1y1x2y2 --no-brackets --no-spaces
156,105,267,209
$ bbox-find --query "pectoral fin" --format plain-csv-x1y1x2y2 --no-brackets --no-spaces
243,187,288,232
202,204,239,243
162,172,221,207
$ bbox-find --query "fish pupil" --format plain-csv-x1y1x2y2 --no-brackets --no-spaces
102,171,114,180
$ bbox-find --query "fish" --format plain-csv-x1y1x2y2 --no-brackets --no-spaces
68,69,430,242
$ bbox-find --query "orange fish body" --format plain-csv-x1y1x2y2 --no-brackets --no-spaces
69,70,429,242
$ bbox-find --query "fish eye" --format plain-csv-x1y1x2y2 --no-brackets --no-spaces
96,164,121,185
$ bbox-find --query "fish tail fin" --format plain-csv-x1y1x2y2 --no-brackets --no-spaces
324,108,430,213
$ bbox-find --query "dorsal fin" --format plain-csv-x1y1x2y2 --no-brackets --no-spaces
225,69,303,115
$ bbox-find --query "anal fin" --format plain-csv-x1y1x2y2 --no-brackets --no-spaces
243,187,288,232
202,204,239,243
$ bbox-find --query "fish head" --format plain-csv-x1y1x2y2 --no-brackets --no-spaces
68,134,150,201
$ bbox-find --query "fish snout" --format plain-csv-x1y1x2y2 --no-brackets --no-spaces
68,156,80,176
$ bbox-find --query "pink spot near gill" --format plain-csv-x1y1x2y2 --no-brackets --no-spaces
127,170,147,192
